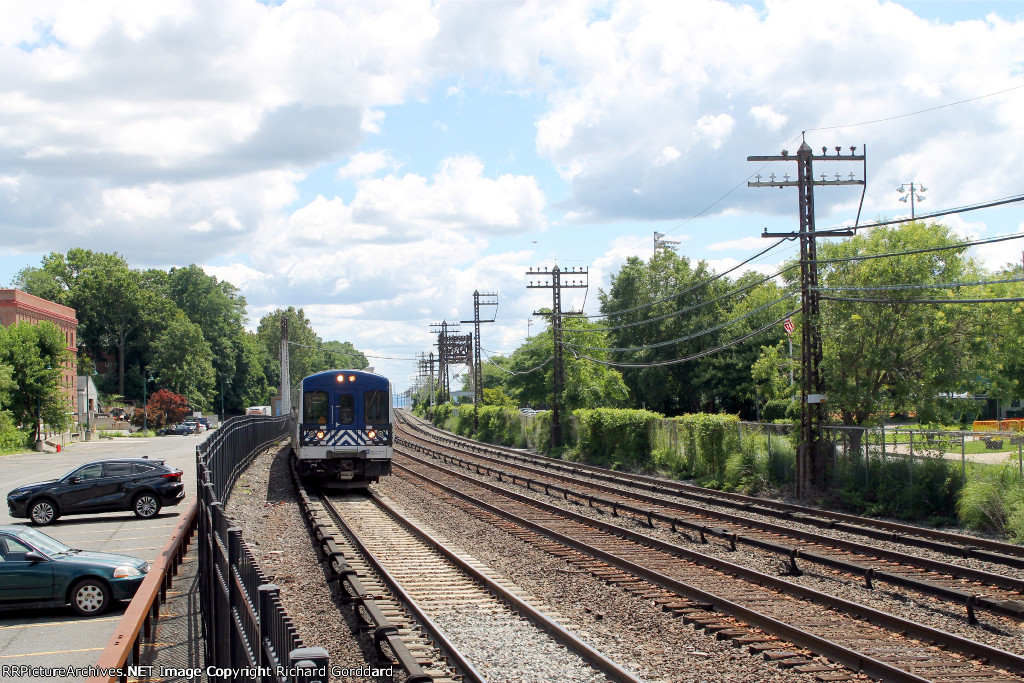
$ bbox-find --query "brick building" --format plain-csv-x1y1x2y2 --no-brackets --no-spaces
0,289,78,415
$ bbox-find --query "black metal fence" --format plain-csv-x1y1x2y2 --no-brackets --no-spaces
197,415,329,683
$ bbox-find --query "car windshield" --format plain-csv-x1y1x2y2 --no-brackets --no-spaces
14,528,72,556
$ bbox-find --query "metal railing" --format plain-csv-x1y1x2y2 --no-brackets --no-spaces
198,415,330,683
87,501,198,683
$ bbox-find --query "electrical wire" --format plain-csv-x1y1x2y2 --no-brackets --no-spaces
819,296,1024,304
816,231,1024,265
805,83,1024,133
565,293,796,353
573,309,799,369
578,264,797,333
566,237,791,320
814,276,1024,293
482,348,554,376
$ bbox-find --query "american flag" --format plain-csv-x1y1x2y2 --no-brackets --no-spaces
783,318,794,335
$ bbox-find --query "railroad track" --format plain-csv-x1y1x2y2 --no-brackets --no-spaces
396,411,1024,570
391,425,1024,683
396,425,1024,626
304,481,647,682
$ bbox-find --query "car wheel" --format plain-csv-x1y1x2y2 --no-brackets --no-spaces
133,493,161,519
70,578,111,616
28,499,59,525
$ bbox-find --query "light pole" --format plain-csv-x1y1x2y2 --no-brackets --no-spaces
142,369,151,434
897,182,927,219
220,376,231,424
35,363,51,451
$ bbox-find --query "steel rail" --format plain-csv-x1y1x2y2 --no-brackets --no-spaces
395,447,1024,681
318,493,487,683
397,431,1024,617
369,491,646,683
397,411,1024,566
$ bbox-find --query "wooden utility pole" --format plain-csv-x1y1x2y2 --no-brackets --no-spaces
461,290,498,432
526,265,588,448
748,141,864,498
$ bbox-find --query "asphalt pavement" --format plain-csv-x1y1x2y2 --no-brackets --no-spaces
0,433,203,682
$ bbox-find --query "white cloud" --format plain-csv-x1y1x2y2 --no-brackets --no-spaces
337,151,394,179
749,105,787,132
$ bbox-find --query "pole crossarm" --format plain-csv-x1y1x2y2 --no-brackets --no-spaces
526,266,588,448
748,140,865,499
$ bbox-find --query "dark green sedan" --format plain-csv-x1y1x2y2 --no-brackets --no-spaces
0,525,149,616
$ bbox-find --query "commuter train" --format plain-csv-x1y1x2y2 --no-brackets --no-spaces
290,369,393,487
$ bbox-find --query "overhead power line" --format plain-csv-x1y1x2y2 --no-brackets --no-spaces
814,276,1024,293
816,231,1024,265
574,309,799,369
570,237,791,321
580,264,797,333
565,293,795,353
819,295,1024,305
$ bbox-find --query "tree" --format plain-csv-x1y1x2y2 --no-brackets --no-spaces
811,221,987,427
233,332,272,408
502,313,629,410
130,389,189,429
0,321,72,440
257,307,322,393
151,315,216,409
598,251,737,415
321,340,368,370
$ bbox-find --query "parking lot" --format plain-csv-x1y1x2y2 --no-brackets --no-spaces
0,434,202,682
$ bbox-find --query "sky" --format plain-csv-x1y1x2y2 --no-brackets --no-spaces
2,0,1023,396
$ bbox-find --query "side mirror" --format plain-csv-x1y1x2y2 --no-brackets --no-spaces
68,476,80,484
24,551,46,563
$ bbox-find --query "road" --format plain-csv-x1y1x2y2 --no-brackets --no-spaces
0,433,204,682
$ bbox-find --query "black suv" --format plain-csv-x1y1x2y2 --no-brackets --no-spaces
6,459,185,525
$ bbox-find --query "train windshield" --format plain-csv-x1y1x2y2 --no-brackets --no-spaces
338,394,354,425
304,390,329,425
365,391,388,423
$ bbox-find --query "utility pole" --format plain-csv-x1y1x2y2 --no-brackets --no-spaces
280,316,291,417
430,322,471,404
461,290,498,432
526,265,588,449
749,141,864,499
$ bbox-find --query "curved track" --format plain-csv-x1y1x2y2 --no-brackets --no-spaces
395,411,1024,683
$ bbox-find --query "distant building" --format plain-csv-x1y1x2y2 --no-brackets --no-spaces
0,289,78,415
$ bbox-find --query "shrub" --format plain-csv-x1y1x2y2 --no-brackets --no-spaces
678,413,740,480
0,410,30,452
573,408,662,470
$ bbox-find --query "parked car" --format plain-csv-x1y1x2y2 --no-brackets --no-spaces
157,423,193,436
0,525,149,616
6,458,185,525
182,418,206,433
195,417,210,430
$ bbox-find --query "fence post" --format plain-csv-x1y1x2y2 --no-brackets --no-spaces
961,432,966,483
881,424,886,462
864,427,869,487
909,429,914,460
289,647,330,683
258,583,280,682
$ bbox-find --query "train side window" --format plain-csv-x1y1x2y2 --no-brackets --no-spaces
338,394,354,425
304,390,329,425
365,390,387,423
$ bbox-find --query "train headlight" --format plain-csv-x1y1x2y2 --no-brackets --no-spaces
316,430,325,440
348,375,355,382
336,374,344,382
367,430,377,440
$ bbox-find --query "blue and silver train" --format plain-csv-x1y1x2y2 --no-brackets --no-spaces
290,369,393,487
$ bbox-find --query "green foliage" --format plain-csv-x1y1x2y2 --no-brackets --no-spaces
573,408,661,470
0,321,72,438
473,406,526,446
482,386,516,408
677,413,740,480
0,411,31,452
151,315,216,409
815,222,988,427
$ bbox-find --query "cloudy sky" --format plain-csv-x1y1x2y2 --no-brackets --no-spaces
2,0,1023,395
